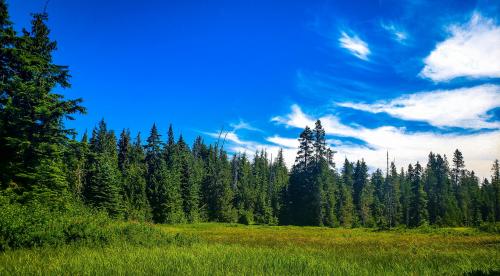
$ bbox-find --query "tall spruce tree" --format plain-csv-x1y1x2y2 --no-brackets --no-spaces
358,163,374,227
271,149,289,224
371,169,386,227
400,167,411,226
337,159,355,227
84,120,122,217
203,145,236,222
408,162,428,227
0,10,85,194
492,160,500,221
178,134,201,222
384,162,401,227
287,126,315,225
121,132,150,220
145,124,168,223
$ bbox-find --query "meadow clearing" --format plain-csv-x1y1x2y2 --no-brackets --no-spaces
0,223,499,275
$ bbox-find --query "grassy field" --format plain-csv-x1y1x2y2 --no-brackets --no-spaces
0,223,499,275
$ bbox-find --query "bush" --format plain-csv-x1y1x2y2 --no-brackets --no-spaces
0,192,110,250
238,210,254,225
477,222,500,234
0,191,198,251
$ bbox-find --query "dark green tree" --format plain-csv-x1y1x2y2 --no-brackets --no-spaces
384,162,401,227
84,120,122,217
492,160,500,221
178,134,201,222
121,133,150,220
271,149,289,224
0,10,85,194
337,159,355,227
203,145,236,222
408,162,427,227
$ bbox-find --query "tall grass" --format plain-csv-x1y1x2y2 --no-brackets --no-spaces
1,223,499,275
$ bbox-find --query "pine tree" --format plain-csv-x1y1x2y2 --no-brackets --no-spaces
233,153,255,224
337,159,355,227
118,129,131,174
313,120,336,227
0,10,85,194
294,126,314,171
122,133,150,220
425,153,460,226
203,145,236,222
192,136,208,220
145,124,168,223
452,149,469,224
384,162,401,227
84,120,122,217
480,178,496,222
409,162,428,227
371,169,387,227
492,160,500,221
271,149,289,224
461,170,482,226
400,167,411,226
178,134,201,222
287,126,315,225
353,160,369,224
358,165,374,227
252,150,273,224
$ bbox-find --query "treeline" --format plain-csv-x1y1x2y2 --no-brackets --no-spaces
61,119,500,227
1,2,500,228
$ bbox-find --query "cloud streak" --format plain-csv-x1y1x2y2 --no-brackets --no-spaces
337,84,500,129
339,31,371,61
381,21,408,43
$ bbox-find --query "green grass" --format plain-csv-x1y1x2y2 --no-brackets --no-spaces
1,223,499,275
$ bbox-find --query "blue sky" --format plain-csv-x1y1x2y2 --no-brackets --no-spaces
7,0,500,178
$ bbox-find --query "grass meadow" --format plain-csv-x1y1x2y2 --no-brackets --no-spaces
0,223,499,275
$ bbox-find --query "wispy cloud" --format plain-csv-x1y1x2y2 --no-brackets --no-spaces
380,21,408,43
338,31,371,61
266,135,299,149
229,119,262,132
337,84,500,129
272,104,500,179
421,12,500,81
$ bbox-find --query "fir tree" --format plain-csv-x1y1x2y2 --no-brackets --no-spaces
409,162,428,227
337,159,355,227
84,120,122,217
384,162,401,227
0,10,85,194
492,160,500,221
178,134,201,222
271,149,289,224
122,133,150,220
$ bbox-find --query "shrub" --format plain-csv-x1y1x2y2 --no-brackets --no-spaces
238,210,254,225
0,191,198,251
477,222,500,234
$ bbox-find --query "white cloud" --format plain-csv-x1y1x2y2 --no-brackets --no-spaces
272,105,500,179
271,104,314,128
421,12,500,81
337,84,500,129
266,135,299,149
381,22,408,43
338,31,371,61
